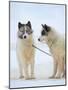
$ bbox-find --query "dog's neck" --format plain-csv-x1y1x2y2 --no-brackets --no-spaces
47,30,58,48
23,39,33,47
18,37,33,47
48,38,57,48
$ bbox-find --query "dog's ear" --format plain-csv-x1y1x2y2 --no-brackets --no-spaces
42,24,50,32
41,24,44,28
18,22,22,29
44,24,50,32
27,21,31,29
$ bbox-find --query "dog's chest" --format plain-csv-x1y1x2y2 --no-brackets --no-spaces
17,39,34,61
23,46,34,59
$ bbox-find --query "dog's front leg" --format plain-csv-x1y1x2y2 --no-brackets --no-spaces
50,59,57,78
19,62,24,79
30,61,35,79
23,63,29,80
17,56,24,79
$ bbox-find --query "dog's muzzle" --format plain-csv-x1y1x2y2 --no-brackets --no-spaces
23,35,27,39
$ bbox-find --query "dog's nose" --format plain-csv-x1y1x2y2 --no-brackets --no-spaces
24,35,26,39
38,38,40,41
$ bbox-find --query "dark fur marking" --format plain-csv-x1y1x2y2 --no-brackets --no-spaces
42,24,50,32
26,21,32,29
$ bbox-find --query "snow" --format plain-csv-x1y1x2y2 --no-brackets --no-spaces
10,44,65,88
10,79,65,88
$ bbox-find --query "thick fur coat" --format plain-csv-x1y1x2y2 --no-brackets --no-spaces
38,24,65,78
17,21,35,80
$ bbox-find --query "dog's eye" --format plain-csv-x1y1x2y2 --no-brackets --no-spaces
26,30,29,33
26,30,33,34
41,30,45,35
19,28,24,32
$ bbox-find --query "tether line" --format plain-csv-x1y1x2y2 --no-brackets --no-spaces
32,44,51,56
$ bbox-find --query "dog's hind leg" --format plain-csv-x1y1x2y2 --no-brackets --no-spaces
61,57,65,78
55,57,64,78
62,56,66,78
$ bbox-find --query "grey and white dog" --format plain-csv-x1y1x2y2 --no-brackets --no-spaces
16,21,35,80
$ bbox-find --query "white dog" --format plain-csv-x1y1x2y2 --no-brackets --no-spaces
38,24,65,78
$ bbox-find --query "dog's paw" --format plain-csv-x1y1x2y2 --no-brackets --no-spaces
49,76,55,79
30,76,35,79
24,76,35,80
19,75,24,79
30,75,35,79
54,76,61,79
24,77,30,80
